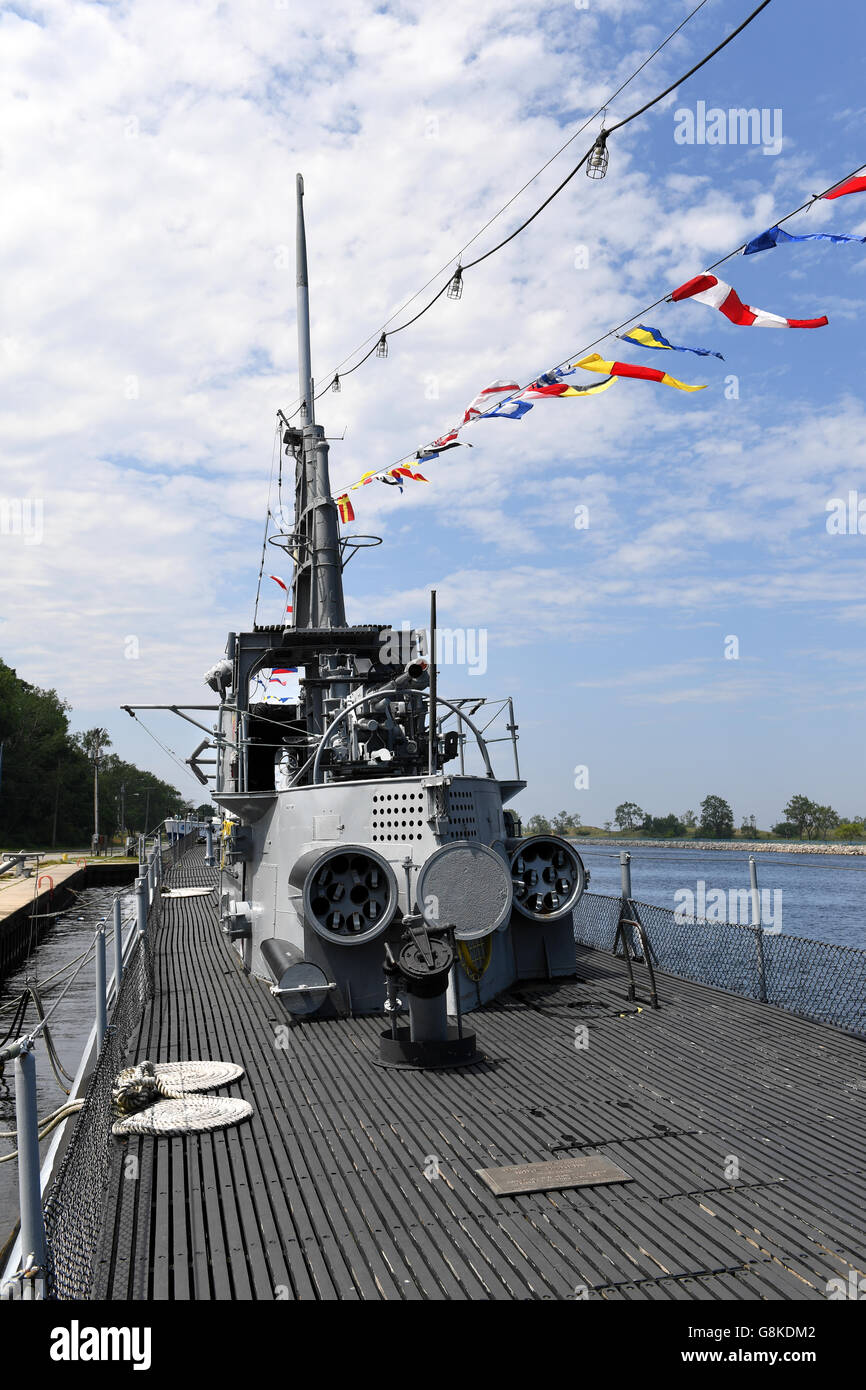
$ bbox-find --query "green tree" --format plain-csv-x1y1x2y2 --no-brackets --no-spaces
614,801,644,831
771,820,797,839
697,794,734,839
524,815,552,835
782,795,819,839
813,804,839,839
641,813,685,838
835,819,865,840
551,810,581,836
682,810,697,830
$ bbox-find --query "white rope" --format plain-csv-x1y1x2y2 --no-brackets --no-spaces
112,1096,252,1137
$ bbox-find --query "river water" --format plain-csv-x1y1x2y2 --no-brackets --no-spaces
576,842,866,950
0,885,135,1247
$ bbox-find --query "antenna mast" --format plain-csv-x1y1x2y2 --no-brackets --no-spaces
292,174,346,632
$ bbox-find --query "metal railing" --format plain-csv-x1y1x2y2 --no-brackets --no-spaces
0,832,197,1300
573,886,866,1038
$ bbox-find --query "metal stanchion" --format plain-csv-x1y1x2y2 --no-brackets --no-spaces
135,876,147,936
95,926,107,1048
620,850,632,902
750,855,767,1002
113,897,123,995
14,1043,47,1279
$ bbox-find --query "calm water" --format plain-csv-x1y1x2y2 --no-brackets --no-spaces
0,886,134,1244
576,843,866,950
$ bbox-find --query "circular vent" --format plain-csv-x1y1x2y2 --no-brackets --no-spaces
509,835,586,921
294,844,398,946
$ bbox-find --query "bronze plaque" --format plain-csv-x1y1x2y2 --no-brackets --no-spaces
477,1155,631,1197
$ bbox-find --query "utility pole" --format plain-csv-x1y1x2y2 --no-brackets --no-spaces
120,782,126,838
144,786,151,833
93,746,100,854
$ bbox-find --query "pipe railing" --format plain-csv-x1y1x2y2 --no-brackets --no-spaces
0,823,200,1298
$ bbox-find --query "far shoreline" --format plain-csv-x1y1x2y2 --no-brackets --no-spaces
574,838,866,855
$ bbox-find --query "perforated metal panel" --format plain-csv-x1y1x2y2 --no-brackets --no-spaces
370,788,426,843
443,785,477,840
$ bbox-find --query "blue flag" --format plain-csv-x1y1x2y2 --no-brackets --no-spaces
618,324,724,360
744,225,866,255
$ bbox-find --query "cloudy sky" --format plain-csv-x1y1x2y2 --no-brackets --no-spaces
1,0,864,829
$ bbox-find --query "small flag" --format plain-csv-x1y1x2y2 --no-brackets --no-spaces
670,274,828,328
522,376,615,399
336,494,355,523
350,470,381,491
269,574,288,591
270,666,298,676
619,324,724,360
461,380,524,424
743,225,866,255
823,175,866,201
575,353,706,392
416,434,469,463
392,466,428,482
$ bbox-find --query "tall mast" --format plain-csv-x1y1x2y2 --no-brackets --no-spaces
292,174,346,633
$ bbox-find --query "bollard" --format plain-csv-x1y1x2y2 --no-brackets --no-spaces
112,897,123,995
135,876,147,936
620,850,632,902
749,856,767,1002
205,823,215,867
95,926,107,1049
14,1043,47,1278
138,834,145,876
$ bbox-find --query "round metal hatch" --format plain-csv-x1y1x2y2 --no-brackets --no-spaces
416,840,513,941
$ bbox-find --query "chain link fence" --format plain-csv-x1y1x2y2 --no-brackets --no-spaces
160,828,199,873
573,891,866,1037
40,896,163,1299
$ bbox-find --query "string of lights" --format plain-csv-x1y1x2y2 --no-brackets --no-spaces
335,155,865,494
281,0,756,416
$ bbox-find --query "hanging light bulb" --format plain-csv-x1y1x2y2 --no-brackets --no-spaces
331,373,341,392
586,131,609,179
447,266,463,300
376,334,388,358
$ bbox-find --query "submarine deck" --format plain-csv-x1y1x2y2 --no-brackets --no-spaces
92,849,866,1301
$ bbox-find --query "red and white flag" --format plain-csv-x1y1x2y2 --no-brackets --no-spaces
461,380,524,424
823,174,866,201
670,273,828,328
268,574,293,617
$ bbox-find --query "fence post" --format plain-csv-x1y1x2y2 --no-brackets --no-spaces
95,926,107,1048
620,851,632,902
112,897,123,995
14,1042,47,1281
749,856,767,1002
135,876,147,936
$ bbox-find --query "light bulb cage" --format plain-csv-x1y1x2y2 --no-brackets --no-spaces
447,267,464,300
587,133,609,180
376,334,389,358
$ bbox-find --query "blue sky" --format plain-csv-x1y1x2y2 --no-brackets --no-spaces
1,0,864,828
